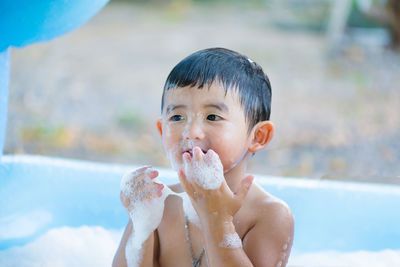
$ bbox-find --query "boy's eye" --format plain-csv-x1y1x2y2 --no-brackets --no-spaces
207,114,222,121
170,115,184,121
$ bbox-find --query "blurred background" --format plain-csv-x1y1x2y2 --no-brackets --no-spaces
5,0,400,184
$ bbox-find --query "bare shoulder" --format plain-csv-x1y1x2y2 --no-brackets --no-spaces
250,183,293,226
241,183,294,266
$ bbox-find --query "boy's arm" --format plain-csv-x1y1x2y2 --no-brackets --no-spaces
179,167,254,267
178,147,294,266
201,214,253,267
112,220,160,267
242,201,294,266
185,189,294,267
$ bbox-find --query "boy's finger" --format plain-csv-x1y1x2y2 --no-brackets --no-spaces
139,179,162,193
145,169,159,179
234,175,254,203
193,146,203,161
178,168,195,197
183,152,191,166
133,166,152,177
148,184,165,199
123,166,152,184
156,183,165,197
220,179,232,194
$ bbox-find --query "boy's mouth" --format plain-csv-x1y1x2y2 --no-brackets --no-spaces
184,148,207,156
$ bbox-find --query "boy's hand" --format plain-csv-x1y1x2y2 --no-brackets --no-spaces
120,166,167,258
120,166,164,213
178,147,254,224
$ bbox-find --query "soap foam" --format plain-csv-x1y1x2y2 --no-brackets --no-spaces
121,169,201,267
181,191,201,228
184,149,224,190
288,249,400,267
0,226,122,267
219,232,242,248
124,185,200,266
121,169,171,267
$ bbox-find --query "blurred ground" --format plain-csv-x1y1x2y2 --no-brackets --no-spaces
5,1,400,184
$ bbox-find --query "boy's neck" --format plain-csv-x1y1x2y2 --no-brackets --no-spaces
224,152,250,192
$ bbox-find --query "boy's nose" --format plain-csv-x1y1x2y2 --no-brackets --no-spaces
184,121,205,140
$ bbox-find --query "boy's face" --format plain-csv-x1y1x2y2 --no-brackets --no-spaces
159,82,252,173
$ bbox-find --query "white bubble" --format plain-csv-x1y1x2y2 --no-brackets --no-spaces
218,232,242,249
0,226,122,267
289,250,400,266
121,170,201,267
184,149,224,190
181,192,201,228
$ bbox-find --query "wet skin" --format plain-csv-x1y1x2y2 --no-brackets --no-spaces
113,82,294,267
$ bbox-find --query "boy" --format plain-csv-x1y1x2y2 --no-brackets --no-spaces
113,48,294,267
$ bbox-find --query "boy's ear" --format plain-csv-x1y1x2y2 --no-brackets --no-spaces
157,119,162,136
248,121,274,153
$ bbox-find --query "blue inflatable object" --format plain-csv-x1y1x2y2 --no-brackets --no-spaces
0,50,9,157
0,0,109,157
0,0,109,51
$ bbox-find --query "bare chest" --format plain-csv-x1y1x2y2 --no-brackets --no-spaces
158,213,208,267
157,209,251,267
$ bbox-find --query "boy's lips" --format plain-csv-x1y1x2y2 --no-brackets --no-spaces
183,148,207,156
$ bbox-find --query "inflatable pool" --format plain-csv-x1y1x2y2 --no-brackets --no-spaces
1,154,400,252
1,0,400,265
1,155,400,266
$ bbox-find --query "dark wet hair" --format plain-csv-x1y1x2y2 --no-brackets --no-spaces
161,47,272,131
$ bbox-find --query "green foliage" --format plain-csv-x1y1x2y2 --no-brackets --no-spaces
347,0,388,28
271,0,332,32
116,110,145,129
21,123,72,147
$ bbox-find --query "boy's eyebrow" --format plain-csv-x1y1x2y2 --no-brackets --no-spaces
165,104,186,114
204,103,229,112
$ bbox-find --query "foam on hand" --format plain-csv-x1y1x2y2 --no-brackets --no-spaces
219,232,242,248
181,191,201,228
121,149,225,266
123,184,195,266
120,169,170,267
120,168,201,267
183,148,224,190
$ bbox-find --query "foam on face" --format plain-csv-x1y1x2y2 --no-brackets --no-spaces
166,148,182,171
184,148,224,190
219,232,242,248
